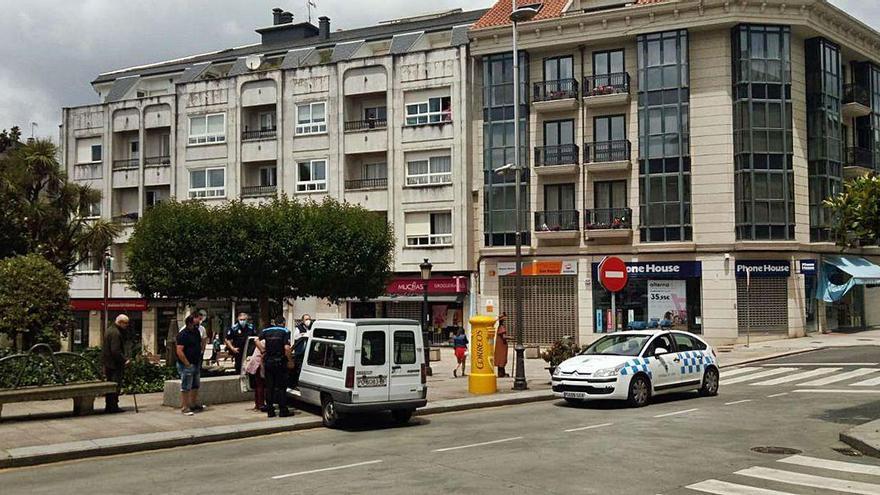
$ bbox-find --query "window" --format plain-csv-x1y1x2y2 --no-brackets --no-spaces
189,167,226,198
159,134,171,157
406,155,452,186
90,144,102,163
296,102,326,135
673,333,706,352
405,96,452,126
406,212,452,247
393,331,417,364
543,56,574,82
260,166,277,187
307,340,345,371
594,49,625,77
364,106,387,121
360,331,386,366
645,334,675,356
145,191,161,208
544,184,575,212
188,113,226,145
297,160,327,192
259,112,276,131
129,140,139,159
363,162,387,180
80,200,101,218
313,328,347,341
595,181,627,209
75,254,102,273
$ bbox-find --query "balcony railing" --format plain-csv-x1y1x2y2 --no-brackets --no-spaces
533,79,579,102
535,144,580,167
344,119,387,132
583,73,630,97
584,140,631,163
241,185,277,198
845,147,874,168
844,84,871,107
144,155,171,167
112,159,139,171
584,208,632,230
344,177,388,190
73,163,103,180
535,210,580,232
241,128,277,141
113,213,139,225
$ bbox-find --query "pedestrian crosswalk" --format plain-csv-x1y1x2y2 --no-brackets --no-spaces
720,366,880,388
685,455,880,494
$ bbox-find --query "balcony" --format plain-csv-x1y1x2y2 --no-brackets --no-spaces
534,144,580,176
584,140,632,172
843,84,872,119
535,210,580,241
344,177,388,191
583,73,631,108
532,79,579,112
344,119,387,132
144,155,170,167
241,185,277,198
73,163,103,181
241,129,277,141
584,208,633,241
112,159,139,171
113,213,138,225
844,147,875,178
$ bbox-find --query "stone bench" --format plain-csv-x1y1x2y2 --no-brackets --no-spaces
0,382,119,418
163,375,252,408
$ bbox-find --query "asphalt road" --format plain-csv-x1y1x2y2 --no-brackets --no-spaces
2,347,880,495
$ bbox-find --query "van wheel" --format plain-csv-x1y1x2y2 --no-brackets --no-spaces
627,375,651,408
391,409,414,424
700,367,720,397
321,395,340,428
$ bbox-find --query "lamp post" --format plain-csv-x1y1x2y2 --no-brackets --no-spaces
102,252,113,340
510,3,538,391
420,258,433,376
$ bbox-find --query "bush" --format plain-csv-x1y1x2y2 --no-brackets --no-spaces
0,254,72,350
541,337,588,368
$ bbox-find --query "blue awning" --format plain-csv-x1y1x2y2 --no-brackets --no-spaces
818,255,880,302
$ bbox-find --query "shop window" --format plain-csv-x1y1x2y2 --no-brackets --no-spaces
592,274,703,334
360,331,386,366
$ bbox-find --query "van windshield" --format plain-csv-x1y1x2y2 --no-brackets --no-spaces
581,334,650,357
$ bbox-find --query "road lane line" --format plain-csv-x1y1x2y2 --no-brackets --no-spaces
687,479,798,494
798,368,879,386
750,367,840,386
720,368,797,386
271,460,383,479
766,392,789,398
793,389,880,394
736,466,880,494
432,436,523,452
564,422,613,433
761,363,878,367
724,399,752,405
720,367,761,378
653,408,699,418
778,455,880,477
851,375,880,387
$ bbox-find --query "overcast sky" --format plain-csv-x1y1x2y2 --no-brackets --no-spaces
1,0,877,140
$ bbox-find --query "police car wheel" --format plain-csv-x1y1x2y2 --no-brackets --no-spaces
321,396,339,428
391,409,414,424
627,375,650,407
700,367,720,397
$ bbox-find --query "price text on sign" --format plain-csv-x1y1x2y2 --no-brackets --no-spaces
598,256,628,293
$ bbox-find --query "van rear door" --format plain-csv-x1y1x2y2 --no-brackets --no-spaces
389,325,423,402
354,326,390,403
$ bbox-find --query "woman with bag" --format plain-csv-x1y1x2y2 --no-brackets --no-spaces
245,343,266,412
451,328,468,378
494,313,509,378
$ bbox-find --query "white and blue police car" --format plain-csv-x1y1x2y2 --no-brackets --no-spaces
552,330,719,407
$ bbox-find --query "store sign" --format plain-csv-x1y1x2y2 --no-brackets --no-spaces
386,277,468,295
799,259,818,276
70,298,148,312
590,261,702,280
735,260,791,278
497,260,578,277
647,280,688,328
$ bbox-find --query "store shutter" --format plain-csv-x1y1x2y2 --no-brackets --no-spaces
499,275,578,346
737,278,789,334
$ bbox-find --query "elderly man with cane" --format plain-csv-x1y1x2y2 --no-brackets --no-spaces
102,314,130,414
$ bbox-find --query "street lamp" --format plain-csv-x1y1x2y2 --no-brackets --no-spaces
510,3,538,391
102,252,114,339
420,258,433,376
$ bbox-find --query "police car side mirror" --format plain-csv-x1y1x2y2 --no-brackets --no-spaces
654,347,668,356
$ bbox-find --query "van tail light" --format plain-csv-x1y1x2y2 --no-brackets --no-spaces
345,366,355,388
420,364,427,384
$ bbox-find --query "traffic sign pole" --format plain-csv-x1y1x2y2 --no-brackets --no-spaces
598,256,628,332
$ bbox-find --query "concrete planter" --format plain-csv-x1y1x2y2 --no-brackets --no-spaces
163,375,252,408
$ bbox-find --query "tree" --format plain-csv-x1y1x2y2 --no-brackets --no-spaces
824,175,880,248
0,138,120,274
0,126,21,154
0,254,72,351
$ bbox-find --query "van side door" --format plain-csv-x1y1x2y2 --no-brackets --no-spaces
354,326,390,403
389,325,423,402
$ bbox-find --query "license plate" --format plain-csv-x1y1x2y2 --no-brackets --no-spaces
357,375,387,388
563,391,587,399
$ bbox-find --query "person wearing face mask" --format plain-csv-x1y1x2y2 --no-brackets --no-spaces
225,312,256,374
289,314,312,390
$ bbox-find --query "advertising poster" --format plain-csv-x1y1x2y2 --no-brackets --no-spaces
647,280,688,328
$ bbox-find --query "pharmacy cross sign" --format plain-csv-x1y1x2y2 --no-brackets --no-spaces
598,256,628,293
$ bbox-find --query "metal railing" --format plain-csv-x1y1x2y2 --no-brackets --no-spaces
584,208,632,230
535,210,580,232
240,185,277,197
584,140,631,163
583,72,630,97
344,119,387,131
344,177,388,190
535,144,580,167
533,78,579,102
241,128,277,141
144,155,171,166
112,159,139,170
113,213,138,224
843,84,871,107
845,147,874,168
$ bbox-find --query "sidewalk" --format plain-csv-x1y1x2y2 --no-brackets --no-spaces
1,329,877,467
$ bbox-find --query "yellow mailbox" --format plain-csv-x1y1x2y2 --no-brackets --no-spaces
468,315,497,394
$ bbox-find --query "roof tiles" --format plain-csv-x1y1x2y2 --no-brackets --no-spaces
473,0,669,29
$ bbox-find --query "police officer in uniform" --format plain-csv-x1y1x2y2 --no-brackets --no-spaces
257,316,292,418
225,312,255,374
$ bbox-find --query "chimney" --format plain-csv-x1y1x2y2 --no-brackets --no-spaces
272,8,283,25
279,11,294,24
319,16,330,40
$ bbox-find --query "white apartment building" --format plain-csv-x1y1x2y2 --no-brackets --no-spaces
60,8,484,353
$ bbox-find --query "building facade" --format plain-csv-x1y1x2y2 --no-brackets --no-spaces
469,0,880,346
60,9,484,352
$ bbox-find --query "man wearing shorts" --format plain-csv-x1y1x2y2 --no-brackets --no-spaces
175,315,202,416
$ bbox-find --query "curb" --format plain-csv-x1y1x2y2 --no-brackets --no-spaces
840,421,880,459
717,347,820,369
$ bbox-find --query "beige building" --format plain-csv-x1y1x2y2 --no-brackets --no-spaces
469,0,880,346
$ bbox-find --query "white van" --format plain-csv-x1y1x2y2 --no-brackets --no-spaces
243,319,428,428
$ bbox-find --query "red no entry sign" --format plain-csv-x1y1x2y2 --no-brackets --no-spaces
598,256,628,293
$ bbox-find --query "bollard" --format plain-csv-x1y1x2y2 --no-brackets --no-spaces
468,315,497,394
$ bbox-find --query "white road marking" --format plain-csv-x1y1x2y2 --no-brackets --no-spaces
271,460,383,479
736,466,880,494
778,455,880,477
793,389,880,394
761,363,879,367
750,367,841,386
799,368,879,386
432,436,523,452
653,408,699,418
724,399,752,405
766,392,789,398
720,368,797,386
686,479,797,494
564,422,613,433
851,375,880,387
719,367,761,378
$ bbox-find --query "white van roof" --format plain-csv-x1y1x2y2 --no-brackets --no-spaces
334,318,421,327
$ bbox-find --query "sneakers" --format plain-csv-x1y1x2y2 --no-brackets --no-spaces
190,404,207,412
453,370,458,378
182,410,195,416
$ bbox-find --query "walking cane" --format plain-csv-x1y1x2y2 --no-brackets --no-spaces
125,361,139,413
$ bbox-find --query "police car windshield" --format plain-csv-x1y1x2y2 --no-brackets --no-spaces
581,334,650,357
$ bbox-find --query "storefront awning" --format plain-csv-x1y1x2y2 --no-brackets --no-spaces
818,255,880,302
368,295,462,303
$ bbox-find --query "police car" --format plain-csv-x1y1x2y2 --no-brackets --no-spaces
552,330,719,407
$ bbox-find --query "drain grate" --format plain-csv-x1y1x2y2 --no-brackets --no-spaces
858,338,874,342
751,446,803,455
833,447,863,457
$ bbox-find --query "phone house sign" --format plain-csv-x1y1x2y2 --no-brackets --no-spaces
590,261,702,280
735,260,791,278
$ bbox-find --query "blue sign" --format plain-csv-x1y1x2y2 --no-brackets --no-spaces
799,259,818,276
591,261,702,280
735,260,791,278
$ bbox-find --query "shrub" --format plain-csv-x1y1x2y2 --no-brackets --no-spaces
0,254,72,350
541,337,587,368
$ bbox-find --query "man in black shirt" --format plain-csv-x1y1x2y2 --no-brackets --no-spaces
258,316,292,418
175,315,203,416
225,312,255,374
